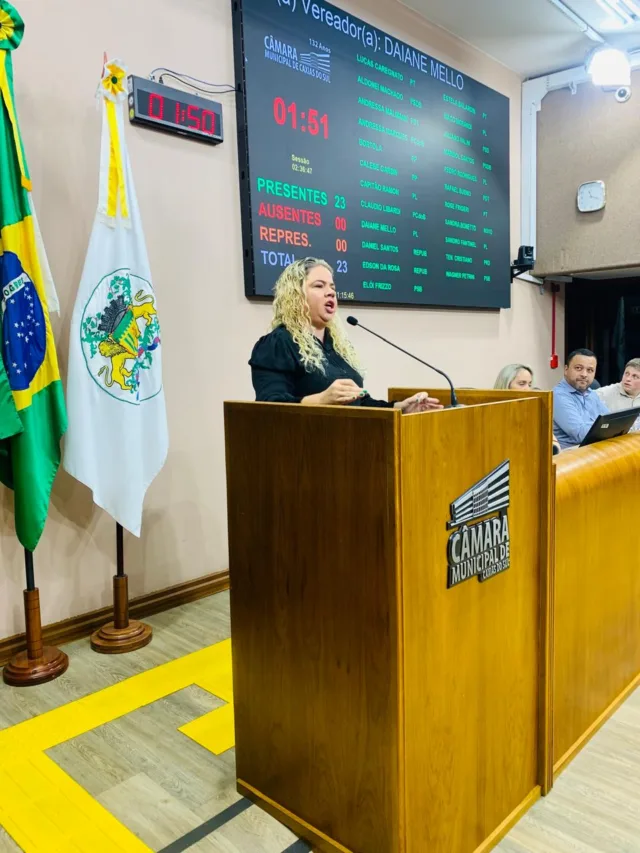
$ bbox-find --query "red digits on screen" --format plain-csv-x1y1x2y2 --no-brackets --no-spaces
201,110,216,135
273,97,328,139
149,93,164,120
273,97,286,125
186,105,200,130
287,101,297,129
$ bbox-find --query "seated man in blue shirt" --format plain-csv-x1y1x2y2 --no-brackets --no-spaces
553,349,609,449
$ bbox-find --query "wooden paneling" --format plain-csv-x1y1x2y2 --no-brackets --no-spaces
392,389,556,794
388,388,549,408
226,399,551,853
399,399,546,852
553,434,640,774
225,403,402,853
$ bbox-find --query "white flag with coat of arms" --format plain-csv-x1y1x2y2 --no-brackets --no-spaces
63,59,168,535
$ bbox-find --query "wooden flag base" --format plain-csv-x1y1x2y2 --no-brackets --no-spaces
3,588,69,686
90,573,152,654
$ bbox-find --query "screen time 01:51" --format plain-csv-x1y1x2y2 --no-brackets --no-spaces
273,97,329,138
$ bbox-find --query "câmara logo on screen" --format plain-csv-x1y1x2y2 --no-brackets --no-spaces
263,34,331,82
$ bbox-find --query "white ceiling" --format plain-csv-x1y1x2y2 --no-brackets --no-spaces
398,0,640,78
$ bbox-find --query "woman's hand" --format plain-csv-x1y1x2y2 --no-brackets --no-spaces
301,379,363,406
319,379,363,405
395,392,443,414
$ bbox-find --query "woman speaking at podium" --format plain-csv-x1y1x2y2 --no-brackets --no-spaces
250,258,442,413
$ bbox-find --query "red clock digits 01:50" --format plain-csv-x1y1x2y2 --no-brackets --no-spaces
273,97,329,138
147,92,218,135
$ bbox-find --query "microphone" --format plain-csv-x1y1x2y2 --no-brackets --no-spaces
346,315,458,407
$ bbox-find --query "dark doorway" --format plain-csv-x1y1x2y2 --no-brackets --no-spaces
565,277,640,386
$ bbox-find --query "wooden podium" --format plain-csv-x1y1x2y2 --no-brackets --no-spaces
224,392,553,853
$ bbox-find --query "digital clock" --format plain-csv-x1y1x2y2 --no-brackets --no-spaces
127,76,223,145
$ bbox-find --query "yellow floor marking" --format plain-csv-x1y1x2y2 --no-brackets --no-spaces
196,665,234,703
180,703,235,755
1,753,151,852
0,638,235,852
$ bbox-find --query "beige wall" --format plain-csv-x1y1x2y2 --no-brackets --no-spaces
0,0,562,640
536,71,640,276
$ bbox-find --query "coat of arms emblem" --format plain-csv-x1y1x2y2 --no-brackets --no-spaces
80,269,162,403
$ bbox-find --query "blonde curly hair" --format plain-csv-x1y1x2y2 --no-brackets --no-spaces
271,258,363,375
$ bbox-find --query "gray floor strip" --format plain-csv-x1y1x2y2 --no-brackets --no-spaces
157,798,253,852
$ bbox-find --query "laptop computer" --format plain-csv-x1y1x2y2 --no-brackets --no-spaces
579,408,639,447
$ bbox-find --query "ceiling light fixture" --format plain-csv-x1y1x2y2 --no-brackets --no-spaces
587,46,632,86
618,0,640,17
595,0,631,24
595,0,640,24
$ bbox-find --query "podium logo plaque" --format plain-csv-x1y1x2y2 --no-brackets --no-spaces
446,460,511,588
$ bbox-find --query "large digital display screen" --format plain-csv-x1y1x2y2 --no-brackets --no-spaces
232,0,511,308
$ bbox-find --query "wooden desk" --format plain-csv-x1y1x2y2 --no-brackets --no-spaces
553,434,640,776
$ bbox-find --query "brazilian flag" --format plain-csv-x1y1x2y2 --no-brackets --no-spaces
0,1,67,550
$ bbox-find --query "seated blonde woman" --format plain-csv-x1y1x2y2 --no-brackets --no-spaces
494,363,561,453
494,363,533,391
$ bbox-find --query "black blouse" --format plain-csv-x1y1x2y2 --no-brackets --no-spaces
249,325,393,408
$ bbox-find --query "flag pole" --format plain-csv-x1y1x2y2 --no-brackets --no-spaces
90,522,152,653
2,549,69,686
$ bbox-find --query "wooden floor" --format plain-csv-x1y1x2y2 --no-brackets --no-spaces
0,591,639,852
497,685,640,853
